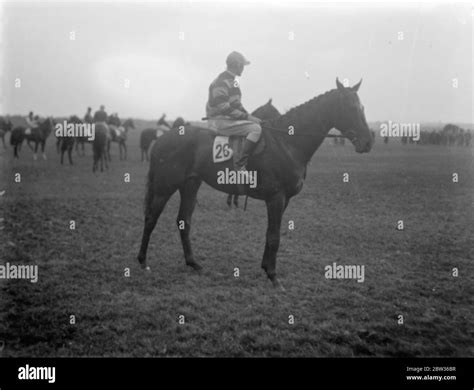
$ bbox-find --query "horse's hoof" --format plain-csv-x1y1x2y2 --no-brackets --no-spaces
272,278,286,292
187,262,202,271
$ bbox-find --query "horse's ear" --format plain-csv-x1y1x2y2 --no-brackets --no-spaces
352,78,362,92
268,98,272,104
336,78,345,90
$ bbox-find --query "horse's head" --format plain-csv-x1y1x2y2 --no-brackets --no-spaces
69,115,82,124
333,78,372,153
124,118,135,131
252,98,281,121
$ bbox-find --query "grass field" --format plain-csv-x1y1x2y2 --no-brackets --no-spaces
1,127,473,357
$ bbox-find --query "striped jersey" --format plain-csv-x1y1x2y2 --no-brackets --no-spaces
206,70,248,120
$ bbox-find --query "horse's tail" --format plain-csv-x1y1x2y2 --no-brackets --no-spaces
143,166,154,216
143,127,200,215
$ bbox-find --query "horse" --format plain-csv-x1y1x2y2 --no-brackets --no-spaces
227,99,281,208
140,119,172,162
0,117,13,148
108,118,134,160
137,78,373,287
140,128,159,162
75,118,91,156
58,115,82,165
92,122,109,173
10,117,54,160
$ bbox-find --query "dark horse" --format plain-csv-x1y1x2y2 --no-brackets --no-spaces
10,118,54,159
0,117,13,148
58,115,82,165
137,79,372,287
227,98,281,208
92,123,109,173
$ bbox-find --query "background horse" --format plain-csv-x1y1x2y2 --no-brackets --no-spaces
10,117,54,160
108,118,134,160
140,116,171,162
0,117,13,148
138,79,373,287
92,122,109,173
227,99,281,208
58,115,82,165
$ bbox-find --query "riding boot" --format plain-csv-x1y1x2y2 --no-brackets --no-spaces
235,138,258,171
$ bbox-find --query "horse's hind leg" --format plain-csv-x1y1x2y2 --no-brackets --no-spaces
177,177,202,270
138,191,175,270
42,141,47,160
226,194,232,207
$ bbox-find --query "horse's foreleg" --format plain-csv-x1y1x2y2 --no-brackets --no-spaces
107,140,111,161
261,192,287,285
177,177,202,270
42,141,47,160
104,148,108,170
233,195,239,208
226,194,232,207
138,191,175,270
123,142,127,160
68,147,73,165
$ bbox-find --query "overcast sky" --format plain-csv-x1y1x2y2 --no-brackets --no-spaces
1,1,472,123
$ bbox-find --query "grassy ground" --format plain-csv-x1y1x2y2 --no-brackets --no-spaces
0,129,472,357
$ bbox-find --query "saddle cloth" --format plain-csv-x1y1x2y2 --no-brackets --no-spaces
212,135,265,164
109,125,125,138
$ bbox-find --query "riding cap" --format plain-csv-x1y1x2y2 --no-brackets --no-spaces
226,51,250,67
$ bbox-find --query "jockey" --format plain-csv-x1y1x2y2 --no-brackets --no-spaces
26,111,38,129
84,107,93,124
93,105,108,123
206,51,262,172
108,113,121,127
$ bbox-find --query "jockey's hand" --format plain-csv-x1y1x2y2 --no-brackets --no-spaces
247,115,262,124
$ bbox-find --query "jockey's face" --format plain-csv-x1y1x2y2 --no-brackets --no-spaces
228,62,244,77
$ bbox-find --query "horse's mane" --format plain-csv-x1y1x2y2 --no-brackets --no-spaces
268,88,337,128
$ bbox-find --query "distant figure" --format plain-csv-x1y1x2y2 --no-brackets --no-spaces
84,107,93,124
94,105,108,123
0,116,13,148
157,114,170,129
26,111,38,130
172,117,187,129
465,130,472,147
76,107,94,156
